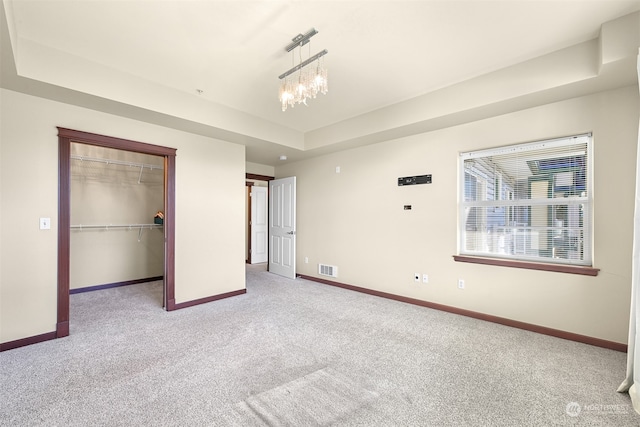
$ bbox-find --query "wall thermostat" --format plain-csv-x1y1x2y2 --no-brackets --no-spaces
398,174,432,186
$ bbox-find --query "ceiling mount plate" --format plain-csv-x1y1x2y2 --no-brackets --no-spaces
284,28,318,52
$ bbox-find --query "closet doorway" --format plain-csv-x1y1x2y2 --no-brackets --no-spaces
57,128,176,339
70,143,164,294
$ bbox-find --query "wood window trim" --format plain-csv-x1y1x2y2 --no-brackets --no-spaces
453,255,599,276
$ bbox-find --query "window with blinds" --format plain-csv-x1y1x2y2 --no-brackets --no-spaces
459,134,592,266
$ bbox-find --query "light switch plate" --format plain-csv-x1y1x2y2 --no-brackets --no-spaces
39,217,51,230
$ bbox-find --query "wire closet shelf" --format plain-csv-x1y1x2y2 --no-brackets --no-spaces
70,223,163,242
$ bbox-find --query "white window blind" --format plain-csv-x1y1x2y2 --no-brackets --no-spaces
459,134,592,266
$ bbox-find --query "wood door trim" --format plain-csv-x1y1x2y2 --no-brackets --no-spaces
246,186,252,264
164,155,176,310
246,173,274,181
246,173,273,266
58,128,176,156
57,127,177,336
57,135,71,337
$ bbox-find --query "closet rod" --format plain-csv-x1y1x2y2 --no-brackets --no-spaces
70,154,164,171
70,224,163,230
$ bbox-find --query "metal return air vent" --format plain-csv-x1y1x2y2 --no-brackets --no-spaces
318,264,338,278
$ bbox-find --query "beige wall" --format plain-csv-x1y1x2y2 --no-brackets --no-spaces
0,88,246,344
70,144,165,289
246,161,274,177
276,85,639,344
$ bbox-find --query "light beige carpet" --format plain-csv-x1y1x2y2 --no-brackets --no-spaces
0,264,635,426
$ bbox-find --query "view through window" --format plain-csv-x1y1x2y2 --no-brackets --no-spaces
459,134,592,266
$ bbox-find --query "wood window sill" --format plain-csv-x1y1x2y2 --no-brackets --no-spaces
453,255,599,276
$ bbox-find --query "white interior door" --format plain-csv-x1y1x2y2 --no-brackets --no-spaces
269,177,296,279
250,186,268,264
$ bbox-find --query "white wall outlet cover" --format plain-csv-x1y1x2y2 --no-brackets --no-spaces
422,274,429,283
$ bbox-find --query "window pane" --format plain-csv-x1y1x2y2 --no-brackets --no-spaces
460,134,591,266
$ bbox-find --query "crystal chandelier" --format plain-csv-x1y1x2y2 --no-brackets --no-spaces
278,28,328,112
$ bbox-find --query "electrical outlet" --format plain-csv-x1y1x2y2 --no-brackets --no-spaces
422,274,429,283
414,273,420,282
304,256,309,264
458,279,465,289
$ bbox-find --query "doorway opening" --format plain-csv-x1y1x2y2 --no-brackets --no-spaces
57,128,176,339
69,143,165,299
246,173,273,265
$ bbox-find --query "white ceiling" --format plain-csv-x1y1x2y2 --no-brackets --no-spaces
3,0,640,164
